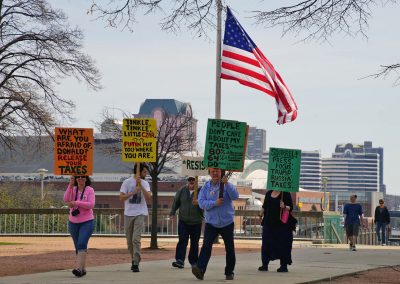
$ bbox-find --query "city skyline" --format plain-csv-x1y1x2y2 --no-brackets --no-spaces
46,1,400,194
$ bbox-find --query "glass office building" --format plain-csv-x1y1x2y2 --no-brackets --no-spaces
322,152,380,192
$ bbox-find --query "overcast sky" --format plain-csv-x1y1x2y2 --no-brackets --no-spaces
50,1,400,194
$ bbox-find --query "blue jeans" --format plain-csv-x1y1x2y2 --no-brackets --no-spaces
175,220,202,265
197,222,235,276
376,222,387,244
68,219,95,253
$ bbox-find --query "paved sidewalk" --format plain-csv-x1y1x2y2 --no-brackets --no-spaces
1,245,400,284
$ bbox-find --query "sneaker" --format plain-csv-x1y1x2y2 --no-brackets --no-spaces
352,246,357,251
226,274,234,280
277,266,288,272
72,268,83,277
382,243,387,246
81,269,87,276
258,266,268,271
172,261,184,269
192,265,204,280
131,265,140,272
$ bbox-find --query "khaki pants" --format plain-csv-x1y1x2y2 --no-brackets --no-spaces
124,215,145,265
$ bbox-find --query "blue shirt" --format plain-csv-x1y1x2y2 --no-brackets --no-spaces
343,203,363,225
198,180,239,228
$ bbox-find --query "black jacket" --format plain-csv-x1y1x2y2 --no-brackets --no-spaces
262,191,295,230
374,206,390,224
170,185,203,225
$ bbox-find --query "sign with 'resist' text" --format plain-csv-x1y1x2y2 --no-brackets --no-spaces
267,147,301,192
204,118,248,171
122,118,157,162
54,127,94,175
181,155,208,177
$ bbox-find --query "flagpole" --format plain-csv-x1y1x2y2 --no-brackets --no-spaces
215,0,222,119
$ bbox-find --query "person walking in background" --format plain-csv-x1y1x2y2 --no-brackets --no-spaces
374,199,390,246
259,190,294,273
120,163,152,272
192,168,238,281
170,176,203,269
64,175,95,277
344,194,364,251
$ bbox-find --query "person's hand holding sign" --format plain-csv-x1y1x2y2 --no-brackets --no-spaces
216,198,224,206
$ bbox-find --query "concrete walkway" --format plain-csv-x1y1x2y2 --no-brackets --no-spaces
1,245,400,284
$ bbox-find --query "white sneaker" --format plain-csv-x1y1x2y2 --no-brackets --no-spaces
382,243,387,246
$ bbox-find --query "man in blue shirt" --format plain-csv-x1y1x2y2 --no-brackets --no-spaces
343,194,364,251
192,168,239,281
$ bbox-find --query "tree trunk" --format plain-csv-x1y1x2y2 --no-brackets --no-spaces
150,176,158,249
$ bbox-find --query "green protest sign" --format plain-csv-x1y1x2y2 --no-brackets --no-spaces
204,118,248,171
267,147,301,192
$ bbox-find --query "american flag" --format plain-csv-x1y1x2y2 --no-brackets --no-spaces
221,7,298,124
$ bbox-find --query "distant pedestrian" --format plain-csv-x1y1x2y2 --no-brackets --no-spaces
120,163,152,272
374,199,390,245
192,168,239,281
343,194,364,251
259,190,294,273
64,175,95,277
170,176,203,269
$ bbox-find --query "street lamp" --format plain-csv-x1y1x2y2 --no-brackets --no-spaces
322,177,328,211
37,168,48,200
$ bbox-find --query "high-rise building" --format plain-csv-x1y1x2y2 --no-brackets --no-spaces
322,145,380,193
136,99,197,152
300,151,322,191
246,127,266,160
335,141,385,193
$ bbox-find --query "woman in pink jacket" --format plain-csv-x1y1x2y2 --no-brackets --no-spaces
64,175,95,277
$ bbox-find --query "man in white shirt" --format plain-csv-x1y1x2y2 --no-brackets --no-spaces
120,163,152,272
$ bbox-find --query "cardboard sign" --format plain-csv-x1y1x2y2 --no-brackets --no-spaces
267,147,301,192
204,118,248,171
54,127,94,175
122,118,157,162
181,155,208,177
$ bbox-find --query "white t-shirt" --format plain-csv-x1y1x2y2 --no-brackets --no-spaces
120,177,151,216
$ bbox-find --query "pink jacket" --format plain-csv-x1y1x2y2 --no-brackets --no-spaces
63,185,95,223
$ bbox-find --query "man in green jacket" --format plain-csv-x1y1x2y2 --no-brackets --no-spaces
170,176,203,269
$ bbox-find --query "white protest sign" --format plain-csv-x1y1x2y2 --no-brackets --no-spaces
181,155,208,177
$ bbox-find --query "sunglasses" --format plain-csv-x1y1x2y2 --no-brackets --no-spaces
379,202,384,204
75,176,86,179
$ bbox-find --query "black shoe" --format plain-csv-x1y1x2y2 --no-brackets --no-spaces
277,266,288,272
72,268,83,277
258,265,268,271
172,261,184,269
131,265,140,272
226,274,234,280
81,269,87,276
192,265,204,280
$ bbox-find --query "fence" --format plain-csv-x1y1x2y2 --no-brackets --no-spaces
0,209,383,244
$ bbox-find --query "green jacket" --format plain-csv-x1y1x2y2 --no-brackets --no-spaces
170,185,203,225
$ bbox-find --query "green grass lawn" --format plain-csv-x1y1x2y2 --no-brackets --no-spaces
0,242,22,246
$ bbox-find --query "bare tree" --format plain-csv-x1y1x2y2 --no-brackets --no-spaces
96,106,197,249
252,0,400,83
0,0,101,150
90,0,400,83
89,0,216,37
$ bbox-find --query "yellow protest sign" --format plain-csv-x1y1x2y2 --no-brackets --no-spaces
54,127,94,175
122,118,157,162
